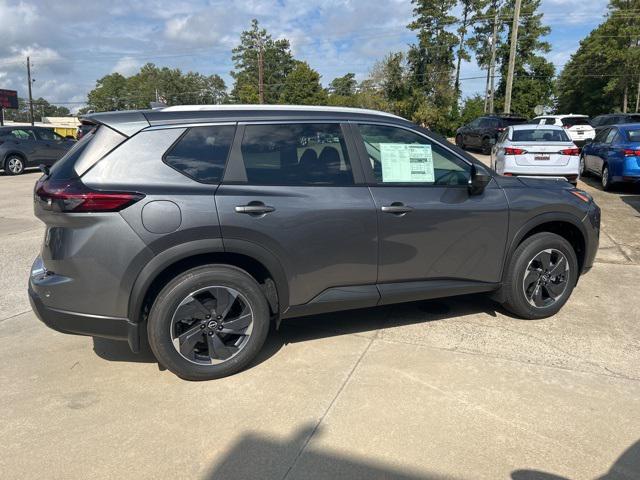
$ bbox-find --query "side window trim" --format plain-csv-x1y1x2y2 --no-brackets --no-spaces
350,120,474,188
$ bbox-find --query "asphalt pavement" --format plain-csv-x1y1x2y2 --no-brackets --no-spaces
1,163,639,480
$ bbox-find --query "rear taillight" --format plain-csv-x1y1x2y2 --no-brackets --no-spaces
504,147,526,155
560,148,580,155
497,127,505,132
35,178,144,213
623,149,640,156
563,125,571,129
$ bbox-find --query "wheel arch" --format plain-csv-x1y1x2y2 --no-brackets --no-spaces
128,238,288,327
505,213,587,281
3,150,27,163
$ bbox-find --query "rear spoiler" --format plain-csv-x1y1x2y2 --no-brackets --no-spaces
79,110,150,138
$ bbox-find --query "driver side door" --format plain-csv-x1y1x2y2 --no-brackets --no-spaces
351,123,509,303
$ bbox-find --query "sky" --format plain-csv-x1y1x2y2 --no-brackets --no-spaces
0,0,610,113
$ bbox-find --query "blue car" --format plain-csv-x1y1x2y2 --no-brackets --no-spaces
580,123,640,190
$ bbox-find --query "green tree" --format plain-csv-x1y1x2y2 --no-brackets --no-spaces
557,0,640,114
328,73,357,96
87,72,129,111
454,0,488,96
230,19,296,103
3,97,70,122
279,62,327,105
459,94,486,124
494,0,555,117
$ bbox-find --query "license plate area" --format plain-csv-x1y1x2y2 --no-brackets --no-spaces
534,155,550,161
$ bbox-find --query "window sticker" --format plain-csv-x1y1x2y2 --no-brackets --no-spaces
379,143,434,182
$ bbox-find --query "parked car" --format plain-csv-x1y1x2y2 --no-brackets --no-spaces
455,114,528,154
0,126,75,175
530,114,595,148
76,123,95,140
591,113,640,128
29,105,600,380
580,123,640,190
492,124,580,185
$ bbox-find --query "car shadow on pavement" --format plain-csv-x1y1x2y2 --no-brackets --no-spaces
620,195,640,216
581,176,640,196
511,439,640,480
91,294,503,372
202,423,459,480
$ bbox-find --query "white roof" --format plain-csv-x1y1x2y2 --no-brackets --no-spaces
532,114,588,119
511,124,564,130
161,104,404,120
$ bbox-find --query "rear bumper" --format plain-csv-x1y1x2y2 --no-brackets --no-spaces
505,173,578,183
28,281,140,352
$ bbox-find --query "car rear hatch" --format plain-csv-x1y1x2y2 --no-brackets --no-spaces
561,117,594,139
512,143,577,166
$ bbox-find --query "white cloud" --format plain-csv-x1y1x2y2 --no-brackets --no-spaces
112,56,142,76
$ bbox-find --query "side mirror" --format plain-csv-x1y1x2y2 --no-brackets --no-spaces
468,164,491,196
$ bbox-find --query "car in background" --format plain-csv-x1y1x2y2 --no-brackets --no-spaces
492,124,580,185
531,115,595,148
580,123,640,190
591,113,640,128
0,126,75,175
76,123,95,140
455,114,528,154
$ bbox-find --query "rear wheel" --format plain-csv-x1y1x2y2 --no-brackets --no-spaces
579,154,588,177
147,265,270,380
4,155,24,175
501,232,578,319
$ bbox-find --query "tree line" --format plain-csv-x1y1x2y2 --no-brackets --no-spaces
8,0,638,135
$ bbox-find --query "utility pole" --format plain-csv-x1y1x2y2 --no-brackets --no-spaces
503,0,521,114
635,75,640,113
27,56,35,125
257,42,265,104
488,11,499,114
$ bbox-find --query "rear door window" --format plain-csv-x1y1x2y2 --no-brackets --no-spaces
164,125,235,183
604,129,618,144
240,123,353,185
9,129,36,140
36,129,63,141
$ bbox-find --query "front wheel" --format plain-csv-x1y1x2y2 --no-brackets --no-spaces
501,232,578,319
147,265,270,380
4,155,25,175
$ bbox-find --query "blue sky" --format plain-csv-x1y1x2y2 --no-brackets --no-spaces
0,0,609,112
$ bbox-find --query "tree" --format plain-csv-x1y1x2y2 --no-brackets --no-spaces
279,62,327,105
494,0,555,117
3,97,70,122
557,0,640,114
454,0,488,96
87,72,129,111
230,19,296,103
328,73,357,96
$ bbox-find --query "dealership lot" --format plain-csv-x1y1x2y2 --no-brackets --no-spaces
1,166,639,479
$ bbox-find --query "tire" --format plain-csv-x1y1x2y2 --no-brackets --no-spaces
455,134,465,149
4,155,25,175
601,164,613,191
147,264,270,381
501,232,578,320
578,154,588,177
481,137,491,155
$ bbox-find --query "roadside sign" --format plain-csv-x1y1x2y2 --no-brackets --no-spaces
0,89,19,109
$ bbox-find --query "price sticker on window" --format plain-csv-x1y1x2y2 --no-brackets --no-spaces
379,144,434,182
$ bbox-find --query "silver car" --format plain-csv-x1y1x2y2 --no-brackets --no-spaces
492,124,581,185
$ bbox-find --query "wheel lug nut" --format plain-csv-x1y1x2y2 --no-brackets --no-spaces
205,315,211,319
200,325,205,329
217,315,222,319
218,325,223,330
208,331,213,336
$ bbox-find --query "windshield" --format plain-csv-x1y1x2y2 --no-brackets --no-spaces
562,117,591,126
627,129,640,143
512,129,570,142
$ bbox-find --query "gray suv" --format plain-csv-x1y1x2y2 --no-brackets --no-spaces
28,105,600,380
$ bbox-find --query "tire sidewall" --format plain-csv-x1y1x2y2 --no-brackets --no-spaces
579,155,585,176
602,165,610,190
5,155,24,175
147,265,270,380
504,233,578,319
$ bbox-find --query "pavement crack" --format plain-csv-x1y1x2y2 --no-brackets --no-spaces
281,334,376,480
0,309,31,324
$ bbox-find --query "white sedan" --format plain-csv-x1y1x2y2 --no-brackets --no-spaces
492,124,580,185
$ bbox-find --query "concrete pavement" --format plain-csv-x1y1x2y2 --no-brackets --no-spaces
0,167,639,480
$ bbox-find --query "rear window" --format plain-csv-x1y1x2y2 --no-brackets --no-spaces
241,123,353,185
163,125,235,183
626,129,640,142
502,117,528,126
48,125,125,180
628,115,640,123
512,129,570,142
562,117,591,126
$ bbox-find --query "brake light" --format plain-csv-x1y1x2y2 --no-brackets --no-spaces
35,178,144,213
560,148,580,155
497,127,505,132
504,147,526,155
623,149,640,156
563,124,572,129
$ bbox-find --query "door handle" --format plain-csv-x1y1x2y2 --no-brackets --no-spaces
235,203,275,215
381,203,413,215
